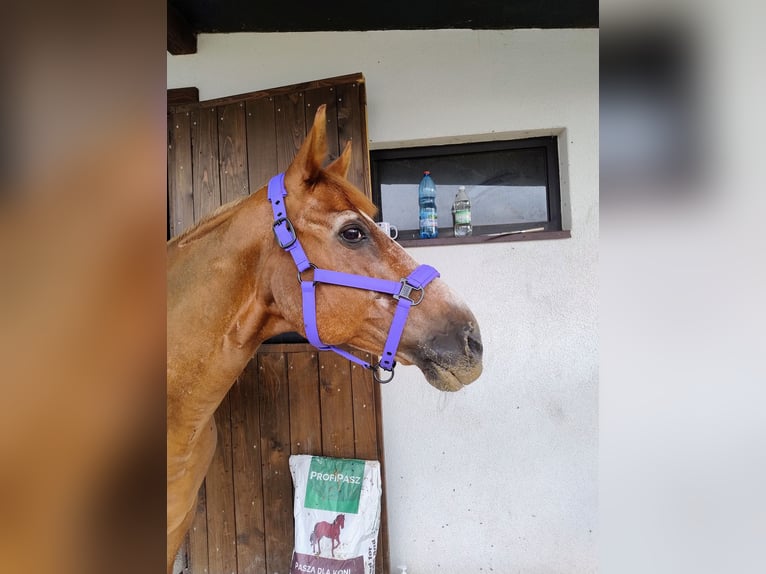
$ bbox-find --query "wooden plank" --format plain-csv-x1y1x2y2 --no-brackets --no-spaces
373,382,391,574
287,350,322,455
230,363,266,574
168,87,199,107
187,482,210,574
274,92,306,173
257,343,315,355
350,350,378,460
318,351,356,458
257,352,293,574
169,72,365,114
348,351,390,574
191,106,222,220
304,87,339,161
168,111,195,237
205,394,238,574
336,81,371,198
218,102,249,204
245,97,277,193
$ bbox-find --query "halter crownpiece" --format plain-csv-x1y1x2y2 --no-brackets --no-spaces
267,173,440,383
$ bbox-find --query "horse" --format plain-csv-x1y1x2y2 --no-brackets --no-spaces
167,104,483,572
310,514,346,557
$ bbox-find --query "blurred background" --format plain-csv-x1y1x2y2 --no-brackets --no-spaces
600,1,765,573
0,0,763,572
0,2,167,574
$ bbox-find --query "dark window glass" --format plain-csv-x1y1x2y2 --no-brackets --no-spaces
371,137,562,242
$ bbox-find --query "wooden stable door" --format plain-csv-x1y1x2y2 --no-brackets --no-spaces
168,74,390,574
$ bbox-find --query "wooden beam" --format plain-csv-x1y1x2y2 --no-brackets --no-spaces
167,87,199,107
168,3,197,55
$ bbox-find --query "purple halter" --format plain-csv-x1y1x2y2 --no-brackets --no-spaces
267,173,439,383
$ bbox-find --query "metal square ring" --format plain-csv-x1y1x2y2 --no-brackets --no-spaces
393,279,425,305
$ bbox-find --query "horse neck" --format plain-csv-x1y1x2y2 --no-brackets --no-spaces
167,187,286,426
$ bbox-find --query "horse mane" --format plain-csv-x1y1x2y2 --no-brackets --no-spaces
169,193,253,248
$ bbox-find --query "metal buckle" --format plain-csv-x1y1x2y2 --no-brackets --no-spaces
272,217,297,249
393,279,425,305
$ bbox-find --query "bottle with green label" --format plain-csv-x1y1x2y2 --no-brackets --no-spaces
452,185,472,237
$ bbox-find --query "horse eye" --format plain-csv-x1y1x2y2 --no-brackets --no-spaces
339,226,366,244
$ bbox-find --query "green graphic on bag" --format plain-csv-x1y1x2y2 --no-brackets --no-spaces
304,456,365,514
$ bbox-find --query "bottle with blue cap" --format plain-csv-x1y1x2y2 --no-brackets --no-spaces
418,170,438,239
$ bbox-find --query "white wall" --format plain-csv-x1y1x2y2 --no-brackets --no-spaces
169,29,598,573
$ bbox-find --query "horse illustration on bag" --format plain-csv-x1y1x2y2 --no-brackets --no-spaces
310,514,346,557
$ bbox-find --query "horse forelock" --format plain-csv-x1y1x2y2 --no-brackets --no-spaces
317,171,377,219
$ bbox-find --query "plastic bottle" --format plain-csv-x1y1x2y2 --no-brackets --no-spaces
452,185,472,237
418,170,438,239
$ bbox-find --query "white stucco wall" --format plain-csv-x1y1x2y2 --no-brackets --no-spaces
169,28,598,573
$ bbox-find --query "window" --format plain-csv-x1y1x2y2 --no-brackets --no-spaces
370,137,567,245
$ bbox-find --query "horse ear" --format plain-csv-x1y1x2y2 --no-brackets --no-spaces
325,140,352,179
285,104,327,190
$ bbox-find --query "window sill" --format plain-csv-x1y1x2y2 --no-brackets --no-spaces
397,229,570,248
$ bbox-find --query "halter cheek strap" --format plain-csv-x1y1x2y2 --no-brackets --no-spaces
267,173,440,383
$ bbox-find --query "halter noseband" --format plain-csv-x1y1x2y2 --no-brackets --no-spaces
267,173,439,383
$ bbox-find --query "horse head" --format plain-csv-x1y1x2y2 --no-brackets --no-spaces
336,514,345,529
264,105,483,391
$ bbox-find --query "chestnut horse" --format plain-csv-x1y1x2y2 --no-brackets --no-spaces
167,105,483,571
310,514,345,557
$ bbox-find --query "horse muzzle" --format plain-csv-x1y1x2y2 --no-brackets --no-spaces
415,319,483,392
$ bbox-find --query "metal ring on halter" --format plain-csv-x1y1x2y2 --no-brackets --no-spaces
297,263,318,285
372,363,395,383
393,279,425,305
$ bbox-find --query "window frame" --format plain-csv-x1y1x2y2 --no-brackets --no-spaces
370,136,568,246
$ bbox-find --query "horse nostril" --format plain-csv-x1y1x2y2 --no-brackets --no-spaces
467,333,483,356
461,322,482,356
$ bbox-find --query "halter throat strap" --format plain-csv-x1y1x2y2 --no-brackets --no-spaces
267,173,439,382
